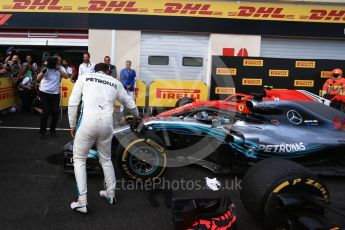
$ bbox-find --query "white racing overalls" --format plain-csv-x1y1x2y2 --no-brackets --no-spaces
68,71,138,201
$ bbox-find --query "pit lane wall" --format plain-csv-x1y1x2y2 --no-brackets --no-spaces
210,56,345,100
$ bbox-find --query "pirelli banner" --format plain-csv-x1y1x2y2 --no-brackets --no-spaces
0,77,16,111
149,80,208,107
210,56,345,100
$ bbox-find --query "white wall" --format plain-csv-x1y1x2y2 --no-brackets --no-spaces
88,29,113,64
114,30,141,78
206,34,261,87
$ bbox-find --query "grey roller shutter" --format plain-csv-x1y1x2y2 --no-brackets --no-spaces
261,37,345,60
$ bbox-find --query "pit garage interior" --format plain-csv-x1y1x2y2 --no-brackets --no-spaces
1,0,345,229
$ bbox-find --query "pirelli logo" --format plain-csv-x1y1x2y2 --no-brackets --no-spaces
156,88,201,100
216,68,237,76
242,78,262,86
269,69,289,77
320,71,333,78
295,61,316,68
294,80,314,87
215,87,235,94
243,59,264,67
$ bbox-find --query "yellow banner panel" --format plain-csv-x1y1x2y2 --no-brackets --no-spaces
60,78,74,107
1,0,345,24
294,80,314,87
149,80,208,107
242,78,263,86
269,69,289,77
216,68,237,76
295,61,316,68
215,87,235,95
243,59,264,67
320,71,333,78
0,77,16,111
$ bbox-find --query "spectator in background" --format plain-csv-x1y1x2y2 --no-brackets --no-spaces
62,59,74,79
119,60,136,112
78,52,94,76
17,54,37,112
104,56,117,78
6,55,21,85
37,55,69,139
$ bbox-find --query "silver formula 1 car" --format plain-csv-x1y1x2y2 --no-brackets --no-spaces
63,99,345,180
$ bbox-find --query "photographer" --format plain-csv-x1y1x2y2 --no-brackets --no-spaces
37,55,69,139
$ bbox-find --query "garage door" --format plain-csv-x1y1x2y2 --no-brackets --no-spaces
140,32,209,83
261,37,345,60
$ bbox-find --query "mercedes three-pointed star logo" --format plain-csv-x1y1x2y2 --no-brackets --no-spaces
287,110,303,125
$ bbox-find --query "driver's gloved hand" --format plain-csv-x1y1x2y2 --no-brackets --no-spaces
130,116,143,132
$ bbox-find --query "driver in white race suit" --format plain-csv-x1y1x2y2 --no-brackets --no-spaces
68,63,139,214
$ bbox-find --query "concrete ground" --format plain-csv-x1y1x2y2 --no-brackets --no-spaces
0,111,344,230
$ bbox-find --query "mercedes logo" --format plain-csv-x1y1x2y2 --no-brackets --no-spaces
287,110,303,125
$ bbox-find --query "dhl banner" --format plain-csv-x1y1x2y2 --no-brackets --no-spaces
1,0,345,24
0,77,16,111
61,79,147,107
149,80,208,107
210,56,345,100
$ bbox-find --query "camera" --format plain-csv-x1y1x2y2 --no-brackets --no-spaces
46,56,58,69
6,47,17,56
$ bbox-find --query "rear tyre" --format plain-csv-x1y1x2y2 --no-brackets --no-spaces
175,97,193,108
116,132,167,181
240,159,329,227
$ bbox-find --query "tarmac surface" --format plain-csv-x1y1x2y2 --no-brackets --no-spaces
0,111,344,230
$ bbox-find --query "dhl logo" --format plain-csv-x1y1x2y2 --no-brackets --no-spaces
236,6,287,19
216,68,237,76
294,80,314,87
10,0,70,10
0,14,12,25
269,69,289,77
243,59,264,67
309,9,345,21
321,71,333,78
295,61,316,68
85,0,142,12
215,87,235,95
242,78,262,86
160,3,215,15
156,88,201,100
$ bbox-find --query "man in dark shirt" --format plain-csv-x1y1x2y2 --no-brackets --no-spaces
104,56,117,78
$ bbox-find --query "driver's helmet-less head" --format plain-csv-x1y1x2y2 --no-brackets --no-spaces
332,68,343,79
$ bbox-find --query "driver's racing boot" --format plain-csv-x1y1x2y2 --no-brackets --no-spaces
71,195,88,214
100,190,116,205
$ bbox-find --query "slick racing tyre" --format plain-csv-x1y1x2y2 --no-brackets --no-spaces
175,97,193,108
117,132,167,181
240,159,329,228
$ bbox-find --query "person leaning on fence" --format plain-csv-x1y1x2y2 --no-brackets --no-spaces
37,55,69,140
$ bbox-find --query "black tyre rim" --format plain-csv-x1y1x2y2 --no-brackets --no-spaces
129,147,159,176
